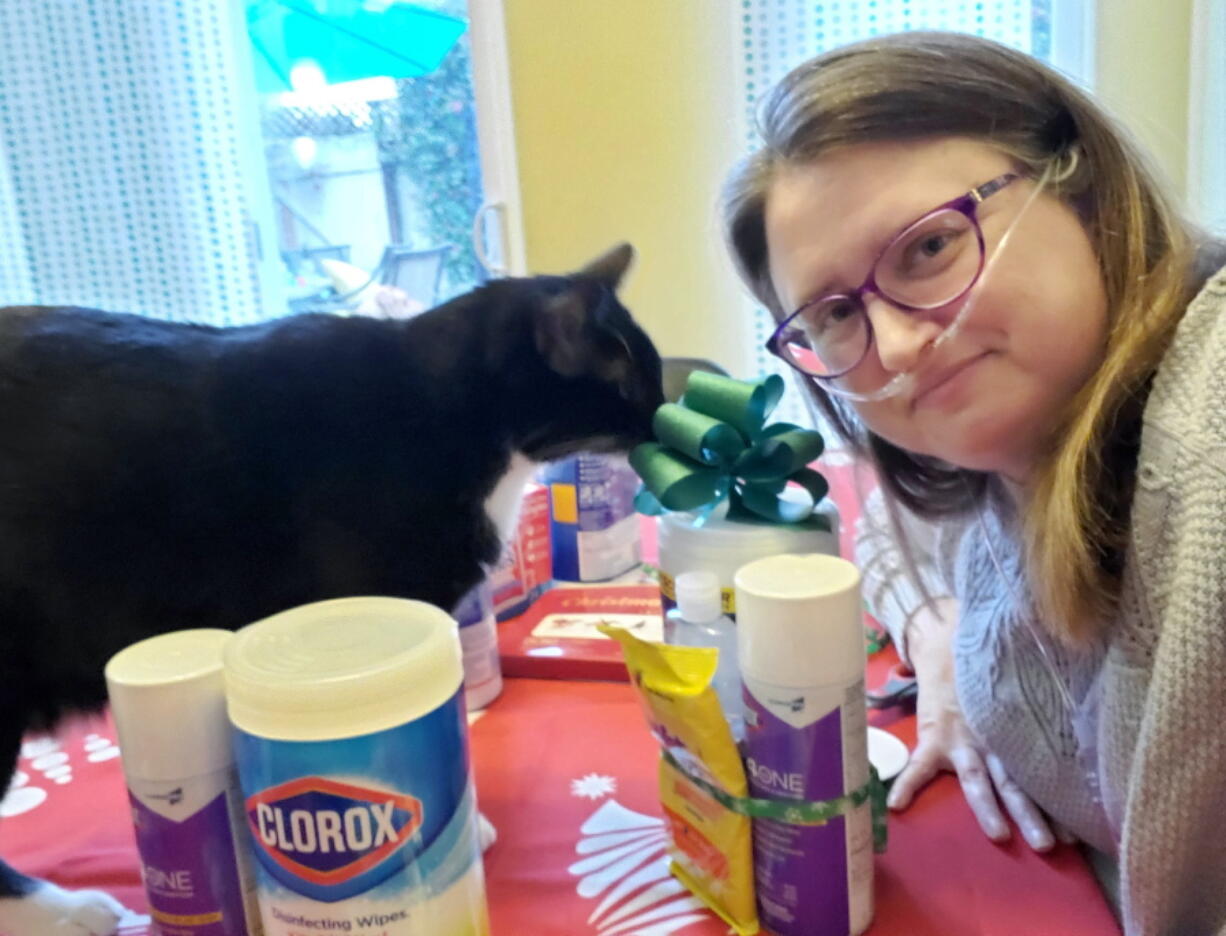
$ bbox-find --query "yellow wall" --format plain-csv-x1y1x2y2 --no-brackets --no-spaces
500,2,1198,378
1094,0,1193,197
501,0,756,376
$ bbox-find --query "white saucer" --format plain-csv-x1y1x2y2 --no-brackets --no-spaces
867,726,910,782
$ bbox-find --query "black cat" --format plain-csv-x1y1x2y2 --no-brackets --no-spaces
0,243,662,935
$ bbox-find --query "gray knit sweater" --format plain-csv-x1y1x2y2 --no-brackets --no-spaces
855,265,1226,936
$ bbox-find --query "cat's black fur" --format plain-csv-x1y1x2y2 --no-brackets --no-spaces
0,244,662,914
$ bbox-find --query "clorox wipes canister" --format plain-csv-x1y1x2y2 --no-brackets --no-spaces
224,597,490,936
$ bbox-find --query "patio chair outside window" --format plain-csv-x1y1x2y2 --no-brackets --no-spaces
378,244,452,308
282,244,352,278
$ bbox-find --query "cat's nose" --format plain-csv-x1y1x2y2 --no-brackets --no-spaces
649,380,665,408
644,372,666,409
636,403,659,440
620,375,664,410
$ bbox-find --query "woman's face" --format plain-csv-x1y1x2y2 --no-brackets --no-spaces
764,137,1108,480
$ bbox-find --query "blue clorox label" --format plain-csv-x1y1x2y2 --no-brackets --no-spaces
246,776,425,898
233,689,488,933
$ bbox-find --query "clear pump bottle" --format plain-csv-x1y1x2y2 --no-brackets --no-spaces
664,570,742,738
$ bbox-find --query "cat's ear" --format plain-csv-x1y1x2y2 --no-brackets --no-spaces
537,245,636,378
576,243,634,291
535,290,592,378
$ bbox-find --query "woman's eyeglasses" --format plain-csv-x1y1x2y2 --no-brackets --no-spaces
766,173,1020,389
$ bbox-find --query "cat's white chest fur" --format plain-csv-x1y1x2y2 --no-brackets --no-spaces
483,451,539,544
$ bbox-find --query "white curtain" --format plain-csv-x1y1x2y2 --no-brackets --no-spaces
0,1,275,323
735,0,1087,427
1188,0,1226,235
0,142,33,303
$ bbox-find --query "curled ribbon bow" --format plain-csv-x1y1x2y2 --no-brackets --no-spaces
629,372,830,527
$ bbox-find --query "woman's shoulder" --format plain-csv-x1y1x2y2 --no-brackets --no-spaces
1143,261,1226,454
1117,264,1226,675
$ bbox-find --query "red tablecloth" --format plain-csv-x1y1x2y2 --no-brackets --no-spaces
475,653,1121,936
1,650,1121,935
0,457,1124,934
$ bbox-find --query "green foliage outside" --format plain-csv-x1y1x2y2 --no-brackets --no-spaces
372,32,486,293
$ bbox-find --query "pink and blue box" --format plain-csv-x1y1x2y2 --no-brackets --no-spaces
491,455,642,621
494,455,652,680
487,481,551,621
541,454,641,584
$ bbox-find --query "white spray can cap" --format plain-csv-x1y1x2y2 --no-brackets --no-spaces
734,553,864,689
105,629,234,783
674,570,723,623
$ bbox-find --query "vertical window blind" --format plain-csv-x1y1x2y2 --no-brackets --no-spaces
0,1,267,323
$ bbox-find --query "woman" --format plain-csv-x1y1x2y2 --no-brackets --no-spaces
722,31,1226,935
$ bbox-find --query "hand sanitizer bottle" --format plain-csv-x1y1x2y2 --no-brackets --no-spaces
665,570,742,738
735,553,874,936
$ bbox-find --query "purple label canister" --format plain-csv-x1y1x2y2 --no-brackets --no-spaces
735,554,874,936
106,630,262,936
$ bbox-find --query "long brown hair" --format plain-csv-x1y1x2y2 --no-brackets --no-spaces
723,32,1208,644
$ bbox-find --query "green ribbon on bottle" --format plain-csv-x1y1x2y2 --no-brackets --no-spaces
662,748,889,853
629,372,830,528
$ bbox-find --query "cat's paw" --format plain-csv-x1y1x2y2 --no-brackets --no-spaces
0,881,124,935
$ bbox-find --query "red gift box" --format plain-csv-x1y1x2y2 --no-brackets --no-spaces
497,585,663,681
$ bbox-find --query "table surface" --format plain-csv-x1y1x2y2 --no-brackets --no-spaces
473,648,1122,936
0,461,1126,934
0,652,1122,936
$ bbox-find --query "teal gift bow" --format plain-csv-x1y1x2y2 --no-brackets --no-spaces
629,372,830,527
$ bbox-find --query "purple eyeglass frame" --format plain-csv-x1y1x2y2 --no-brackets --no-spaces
767,172,1019,380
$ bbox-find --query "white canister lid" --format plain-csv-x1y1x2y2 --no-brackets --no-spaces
658,502,838,564
105,629,235,783
734,553,864,688
224,596,463,742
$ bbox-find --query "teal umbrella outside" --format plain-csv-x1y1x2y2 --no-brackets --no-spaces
247,0,468,93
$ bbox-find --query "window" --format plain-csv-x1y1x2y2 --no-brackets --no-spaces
0,0,266,323
1189,0,1226,234
251,0,493,317
0,0,520,324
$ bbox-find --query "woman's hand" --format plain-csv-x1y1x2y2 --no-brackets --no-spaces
887,597,1057,852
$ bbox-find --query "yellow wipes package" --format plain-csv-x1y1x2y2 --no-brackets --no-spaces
601,627,758,935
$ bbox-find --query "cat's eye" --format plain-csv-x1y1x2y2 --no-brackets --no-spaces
605,328,635,363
